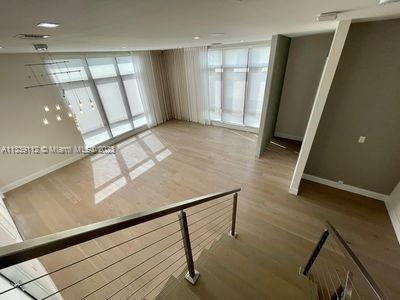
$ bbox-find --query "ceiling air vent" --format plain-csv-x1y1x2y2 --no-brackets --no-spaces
15,34,50,40
317,12,337,22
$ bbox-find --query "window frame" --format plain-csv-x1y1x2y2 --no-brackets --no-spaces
208,44,270,131
50,54,147,147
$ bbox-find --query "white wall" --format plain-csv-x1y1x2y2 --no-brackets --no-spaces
0,196,61,299
0,276,30,300
0,54,84,193
289,20,351,194
274,33,333,141
387,181,400,244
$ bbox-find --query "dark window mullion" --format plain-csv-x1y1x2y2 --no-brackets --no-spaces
113,58,134,128
242,48,251,126
83,58,113,138
220,49,225,123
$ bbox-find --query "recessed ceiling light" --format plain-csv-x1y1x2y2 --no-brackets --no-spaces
37,22,60,28
379,0,400,4
121,46,127,49
240,40,245,43
193,36,201,40
0,46,3,49
210,33,225,36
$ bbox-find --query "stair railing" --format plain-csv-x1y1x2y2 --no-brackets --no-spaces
0,188,240,299
301,221,386,300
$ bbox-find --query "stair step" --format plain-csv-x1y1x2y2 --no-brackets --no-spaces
175,250,249,300
205,243,313,300
155,276,200,300
233,223,308,267
211,233,317,296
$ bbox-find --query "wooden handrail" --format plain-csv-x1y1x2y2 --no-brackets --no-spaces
326,221,386,300
0,188,240,269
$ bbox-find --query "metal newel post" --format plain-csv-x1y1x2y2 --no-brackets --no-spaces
229,193,238,238
178,210,200,285
301,229,329,276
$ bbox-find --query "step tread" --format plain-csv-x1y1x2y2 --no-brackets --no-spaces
176,250,246,300
211,233,317,294
202,247,313,300
155,276,201,300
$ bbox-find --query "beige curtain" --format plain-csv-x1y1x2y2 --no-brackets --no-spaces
131,51,172,127
163,46,210,125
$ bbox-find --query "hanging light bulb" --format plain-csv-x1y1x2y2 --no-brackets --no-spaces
68,112,73,118
67,101,72,108
77,126,81,131
90,100,95,110
56,114,62,121
80,107,83,114
55,104,61,110
79,100,83,107
44,106,50,112
42,118,49,125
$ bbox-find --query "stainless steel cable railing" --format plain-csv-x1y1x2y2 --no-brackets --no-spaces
0,188,240,299
301,221,386,300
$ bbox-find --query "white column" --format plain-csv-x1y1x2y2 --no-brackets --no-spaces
289,20,352,195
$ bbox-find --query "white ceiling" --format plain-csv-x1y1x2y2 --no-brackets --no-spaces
1,0,400,53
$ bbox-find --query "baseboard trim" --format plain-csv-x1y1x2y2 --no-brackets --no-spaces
274,132,303,142
211,121,259,134
386,200,400,245
0,154,86,194
302,174,389,202
289,187,298,195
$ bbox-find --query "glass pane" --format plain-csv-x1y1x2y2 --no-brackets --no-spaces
110,120,133,137
222,70,247,124
122,75,144,116
208,49,222,67
245,69,268,127
223,48,248,68
116,57,135,75
63,82,110,146
248,46,271,67
95,78,132,136
87,57,117,79
48,59,88,83
133,115,147,128
209,69,222,121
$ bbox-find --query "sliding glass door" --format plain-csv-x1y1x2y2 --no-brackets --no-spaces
49,56,147,147
208,45,270,129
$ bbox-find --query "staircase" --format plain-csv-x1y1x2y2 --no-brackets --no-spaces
156,229,318,300
0,189,385,300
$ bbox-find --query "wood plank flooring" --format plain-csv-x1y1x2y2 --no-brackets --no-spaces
4,120,400,299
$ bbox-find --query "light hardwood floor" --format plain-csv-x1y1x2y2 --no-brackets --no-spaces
4,120,400,299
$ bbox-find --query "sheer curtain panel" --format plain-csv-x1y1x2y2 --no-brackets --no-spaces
131,51,171,127
164,46,210,125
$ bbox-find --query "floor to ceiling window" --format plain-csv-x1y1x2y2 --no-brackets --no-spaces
208,45,270,129
47,56,146,147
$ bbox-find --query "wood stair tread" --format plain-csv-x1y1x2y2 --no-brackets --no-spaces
210,232,317,296
176,250,247,300
155,276,200,300
203,244,313,300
